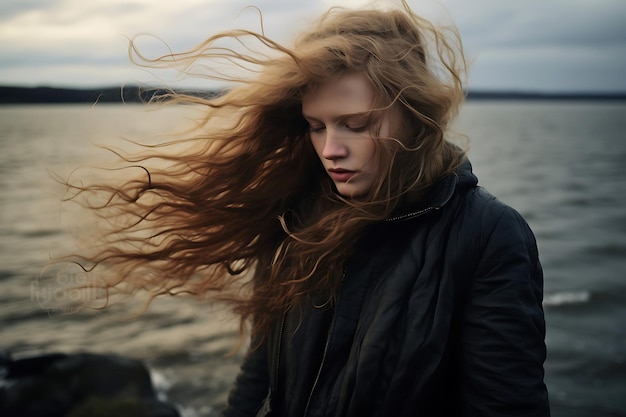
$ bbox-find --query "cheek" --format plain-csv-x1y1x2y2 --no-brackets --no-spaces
361,140,379,168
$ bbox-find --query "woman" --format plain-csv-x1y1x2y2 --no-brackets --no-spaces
66,1,550,416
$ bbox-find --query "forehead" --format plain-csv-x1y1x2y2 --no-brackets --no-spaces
302,73,375,117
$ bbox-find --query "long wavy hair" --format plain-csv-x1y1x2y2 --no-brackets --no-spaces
62,0,467,339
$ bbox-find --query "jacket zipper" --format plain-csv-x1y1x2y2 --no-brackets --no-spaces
303,269,346,416
385,206,438,222
273,312,286,397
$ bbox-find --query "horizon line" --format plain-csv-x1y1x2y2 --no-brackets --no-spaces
1,85,626,104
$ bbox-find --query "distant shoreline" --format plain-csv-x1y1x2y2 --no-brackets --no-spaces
1,85,625,104
0,86,221,105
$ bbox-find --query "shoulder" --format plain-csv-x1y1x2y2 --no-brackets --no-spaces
459,186,512,222
453,188,543,309
419,158,532,243
453,185,536,246
434,185,541,284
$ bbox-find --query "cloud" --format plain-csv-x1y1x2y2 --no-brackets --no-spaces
459,1,626,49
0,0,320,87
0,0,625,91
437,0,626,91
469,44,626,92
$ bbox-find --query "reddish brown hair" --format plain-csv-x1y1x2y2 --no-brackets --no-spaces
62,1,467,340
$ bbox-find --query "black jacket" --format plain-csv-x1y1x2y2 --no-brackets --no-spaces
222,161,550,417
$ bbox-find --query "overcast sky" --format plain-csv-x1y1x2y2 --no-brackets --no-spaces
1,0,625,92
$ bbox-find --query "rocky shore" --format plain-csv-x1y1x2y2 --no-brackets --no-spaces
0,352,180,417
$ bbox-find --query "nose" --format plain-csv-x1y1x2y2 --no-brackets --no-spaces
321,129,348,160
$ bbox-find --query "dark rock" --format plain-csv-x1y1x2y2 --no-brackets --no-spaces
0,352,179,417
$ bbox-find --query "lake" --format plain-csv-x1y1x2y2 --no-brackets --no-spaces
1,101,625,416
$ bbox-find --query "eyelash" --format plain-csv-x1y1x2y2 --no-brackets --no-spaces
309,123,368,133
348,124,368,132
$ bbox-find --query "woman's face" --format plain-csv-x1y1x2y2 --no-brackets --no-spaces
302,72,397,198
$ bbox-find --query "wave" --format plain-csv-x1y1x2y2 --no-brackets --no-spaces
543,291,591,307
150,369,173,402
18,229,61,238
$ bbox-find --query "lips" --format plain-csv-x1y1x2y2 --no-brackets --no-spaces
328,168,356,182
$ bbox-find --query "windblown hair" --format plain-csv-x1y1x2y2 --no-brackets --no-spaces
63,1,467,339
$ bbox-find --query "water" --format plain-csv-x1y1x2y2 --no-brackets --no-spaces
1,102,625,416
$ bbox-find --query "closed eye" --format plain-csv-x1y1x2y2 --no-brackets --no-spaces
346,124,368,132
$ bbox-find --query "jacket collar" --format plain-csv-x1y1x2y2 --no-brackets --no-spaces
386,158,477,222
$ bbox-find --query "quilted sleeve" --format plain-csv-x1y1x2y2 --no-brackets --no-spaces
459,205,550,417
221,338,270,417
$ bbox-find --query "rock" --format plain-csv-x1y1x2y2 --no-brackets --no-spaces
0,352,179,417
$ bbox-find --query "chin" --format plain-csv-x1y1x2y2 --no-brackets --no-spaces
335,183,367,199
